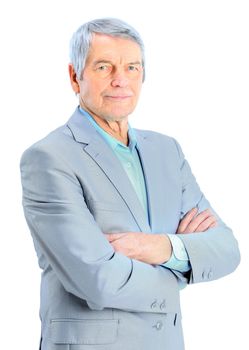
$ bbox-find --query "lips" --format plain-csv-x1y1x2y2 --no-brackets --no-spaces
105,95,132,100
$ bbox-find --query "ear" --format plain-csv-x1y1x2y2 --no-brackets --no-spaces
68,64,80,94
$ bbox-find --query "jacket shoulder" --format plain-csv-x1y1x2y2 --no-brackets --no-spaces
135,128,173,142
135,128,181,153
21,124,76,159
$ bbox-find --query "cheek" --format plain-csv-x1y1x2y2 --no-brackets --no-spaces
81,82,104,105
132,83,142,101
133,78,143,92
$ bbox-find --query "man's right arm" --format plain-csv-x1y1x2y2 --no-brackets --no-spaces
20,145,180,314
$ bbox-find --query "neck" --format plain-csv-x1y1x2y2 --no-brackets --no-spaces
81,106,129,146
93,115,129,146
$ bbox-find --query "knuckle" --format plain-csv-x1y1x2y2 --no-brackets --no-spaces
198,224,206,232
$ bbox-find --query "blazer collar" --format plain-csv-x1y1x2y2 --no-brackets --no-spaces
67,108,158,233
67,107,98,144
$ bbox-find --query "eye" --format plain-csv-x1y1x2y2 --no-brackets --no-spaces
128,65,137,71
95,64,112,73
98,65,108,71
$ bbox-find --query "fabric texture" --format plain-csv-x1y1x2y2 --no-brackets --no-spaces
20,107,240,350
80,107,190,272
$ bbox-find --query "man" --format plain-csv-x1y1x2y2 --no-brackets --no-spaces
20,18,240,350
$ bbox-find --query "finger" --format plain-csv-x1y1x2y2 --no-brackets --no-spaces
209,221,218,229
177,208,198,233
195,215,217,232
105,233,127,242
109,238,133,257
177,207,198,233
186,209,213,232
109,241,122,252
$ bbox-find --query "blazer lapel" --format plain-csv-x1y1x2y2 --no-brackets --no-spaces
67,108,151,233
135,131,170,233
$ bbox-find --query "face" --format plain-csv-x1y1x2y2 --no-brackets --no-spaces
69,33,144,122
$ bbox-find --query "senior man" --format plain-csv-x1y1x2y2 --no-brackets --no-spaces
20,18,240,350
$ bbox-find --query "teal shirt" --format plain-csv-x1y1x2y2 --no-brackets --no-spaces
79,107,190,273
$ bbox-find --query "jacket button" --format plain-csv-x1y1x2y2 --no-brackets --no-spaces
151,300,158,309
208,271,213,279
153,321,163,330
160,300,166,310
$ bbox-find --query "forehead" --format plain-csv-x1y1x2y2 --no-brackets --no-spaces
86,33,142,63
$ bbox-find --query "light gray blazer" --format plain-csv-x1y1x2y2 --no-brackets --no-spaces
20,108,240,350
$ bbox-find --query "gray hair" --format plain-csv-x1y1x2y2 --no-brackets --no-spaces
69,18,145,81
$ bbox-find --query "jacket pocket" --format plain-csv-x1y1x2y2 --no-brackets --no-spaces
50,319,118,345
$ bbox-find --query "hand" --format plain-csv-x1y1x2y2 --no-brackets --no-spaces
106,232,172,265
177,207,217,234
105,208,217,265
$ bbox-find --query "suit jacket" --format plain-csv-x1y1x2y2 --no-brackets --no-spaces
20,108,240,350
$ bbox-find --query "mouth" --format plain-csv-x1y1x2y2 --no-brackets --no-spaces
104,95,132,101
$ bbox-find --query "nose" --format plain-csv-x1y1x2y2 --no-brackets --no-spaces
111,68,129,88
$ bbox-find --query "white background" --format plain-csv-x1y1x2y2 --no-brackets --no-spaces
0,1,248,349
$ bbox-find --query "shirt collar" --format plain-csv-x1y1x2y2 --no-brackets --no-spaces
79,106,137,152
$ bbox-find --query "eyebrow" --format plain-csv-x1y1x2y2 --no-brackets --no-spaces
128,61,143,66
93,60,112,66
93,60,142,66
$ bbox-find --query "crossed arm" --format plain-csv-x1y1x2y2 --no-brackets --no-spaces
106,207,217,266
21,141,240,312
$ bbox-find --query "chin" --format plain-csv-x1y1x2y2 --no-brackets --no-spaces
104,114,129,122
104,107,135,122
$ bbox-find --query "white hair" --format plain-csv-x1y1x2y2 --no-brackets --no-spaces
69,17,145,81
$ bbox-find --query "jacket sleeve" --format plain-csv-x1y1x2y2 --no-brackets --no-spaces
172,138,240,284
20,144,180,314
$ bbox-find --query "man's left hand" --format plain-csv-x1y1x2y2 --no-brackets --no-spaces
106,207,218,265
